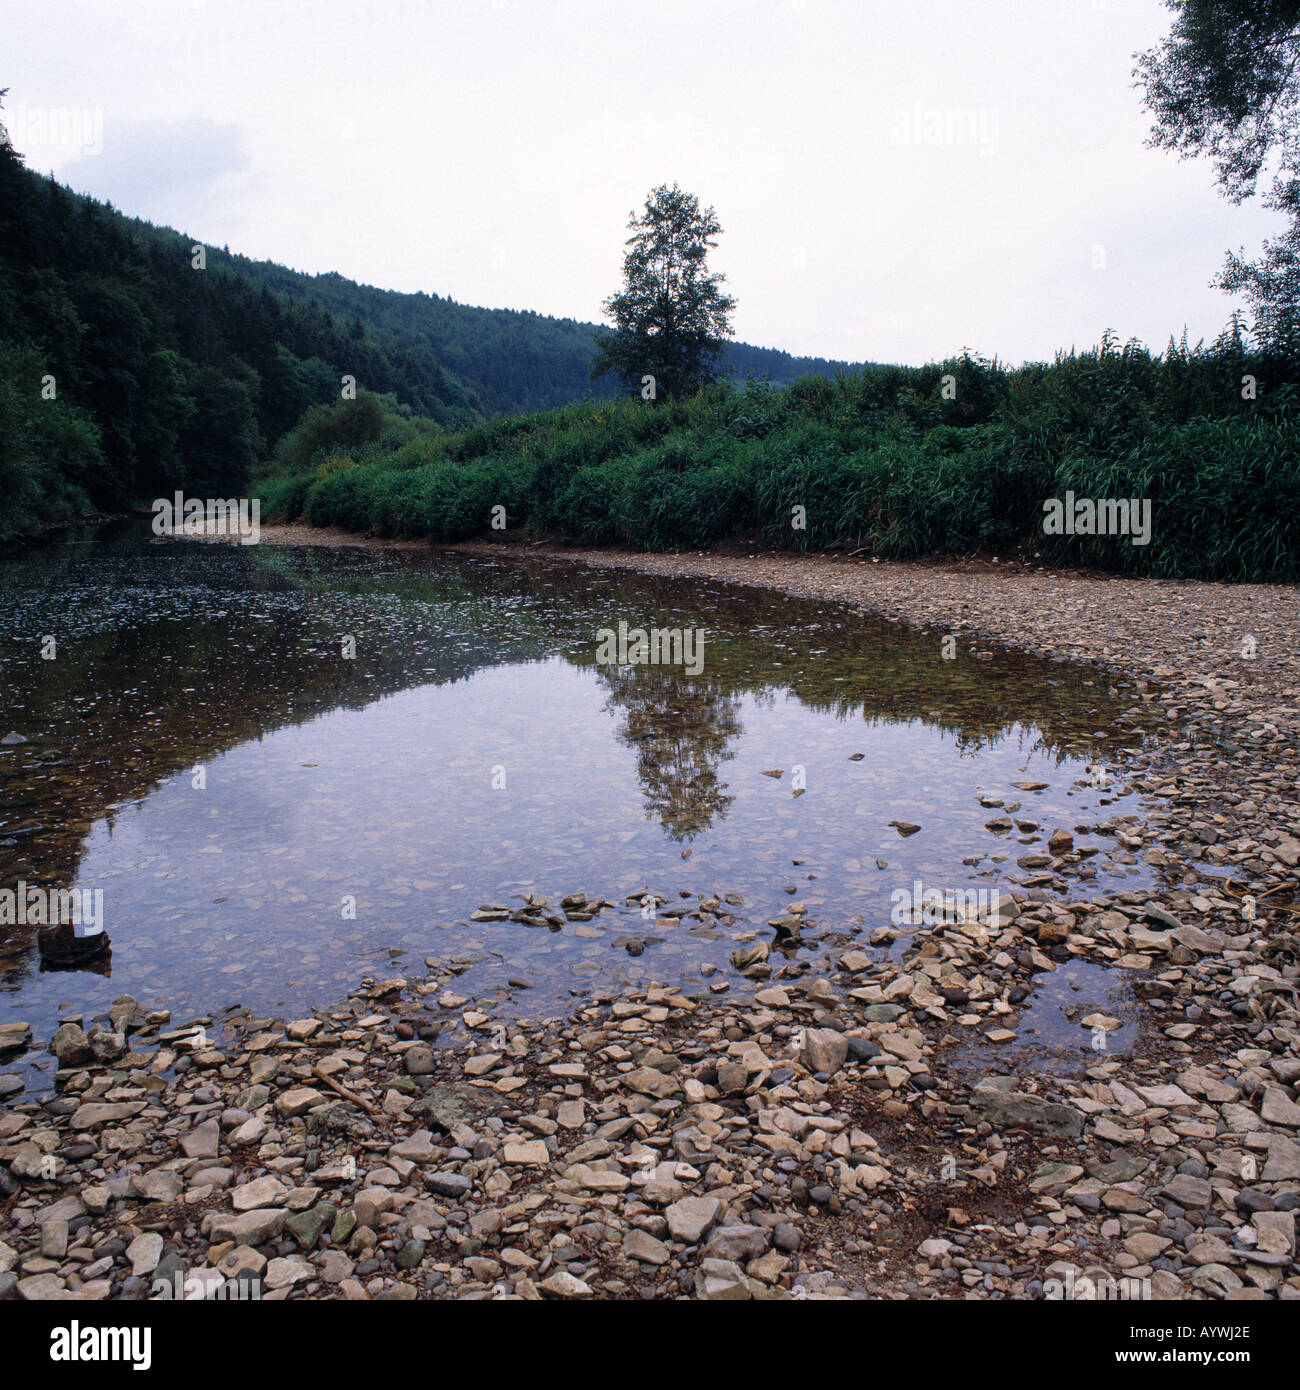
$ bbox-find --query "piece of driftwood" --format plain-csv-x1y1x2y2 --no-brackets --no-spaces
311,1066,378,1117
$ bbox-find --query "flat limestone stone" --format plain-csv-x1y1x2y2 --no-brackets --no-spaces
502,1140,549,1165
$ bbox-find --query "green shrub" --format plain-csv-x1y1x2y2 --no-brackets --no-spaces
271,392,395,475
258,332,1300,581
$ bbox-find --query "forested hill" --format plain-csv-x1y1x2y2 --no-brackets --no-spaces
0,149,484,537
199,251,864,415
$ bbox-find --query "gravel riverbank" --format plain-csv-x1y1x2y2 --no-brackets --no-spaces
2,529,1297,1301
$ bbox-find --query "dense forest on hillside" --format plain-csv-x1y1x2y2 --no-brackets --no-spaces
203,251,861,416
0,148,482,539
261,329,1300,581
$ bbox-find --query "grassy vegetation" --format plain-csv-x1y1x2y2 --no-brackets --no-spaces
257,329,1300,581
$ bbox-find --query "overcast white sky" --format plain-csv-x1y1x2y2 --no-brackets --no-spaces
3,0,1286,366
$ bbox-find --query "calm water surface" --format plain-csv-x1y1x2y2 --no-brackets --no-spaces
0,523,1159,1087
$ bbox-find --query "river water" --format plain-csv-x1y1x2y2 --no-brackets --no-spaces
0,522,1157,1087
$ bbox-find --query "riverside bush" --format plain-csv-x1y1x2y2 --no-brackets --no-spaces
256,334,1300,581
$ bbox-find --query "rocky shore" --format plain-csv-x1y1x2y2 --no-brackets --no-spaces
1,533,1297,1300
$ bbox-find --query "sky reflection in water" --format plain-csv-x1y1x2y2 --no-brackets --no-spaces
0,524,1158,1084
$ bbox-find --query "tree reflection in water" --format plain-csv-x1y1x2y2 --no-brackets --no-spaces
598,664,742,841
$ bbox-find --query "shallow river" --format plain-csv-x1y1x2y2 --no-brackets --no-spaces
0,523,1157,1087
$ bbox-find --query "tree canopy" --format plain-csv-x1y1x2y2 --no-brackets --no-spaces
591,184,737,400
1135,1,1300,347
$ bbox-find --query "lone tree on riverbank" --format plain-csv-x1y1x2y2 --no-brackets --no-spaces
1136,0,1300,350
591,183,736,400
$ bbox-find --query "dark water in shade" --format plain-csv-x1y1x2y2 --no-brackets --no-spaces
0,522,1159,1087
